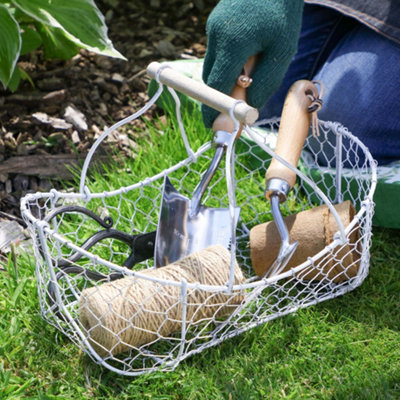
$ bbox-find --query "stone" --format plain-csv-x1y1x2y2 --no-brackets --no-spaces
64,105,88,131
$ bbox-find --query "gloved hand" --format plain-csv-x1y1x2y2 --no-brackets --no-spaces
202,0,304,128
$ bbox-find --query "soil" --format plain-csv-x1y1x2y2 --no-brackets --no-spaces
0,0,216,219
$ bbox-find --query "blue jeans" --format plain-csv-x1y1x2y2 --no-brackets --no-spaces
259,4,400,166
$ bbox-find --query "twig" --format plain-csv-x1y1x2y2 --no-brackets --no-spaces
0,211,26,227
127,69,147,83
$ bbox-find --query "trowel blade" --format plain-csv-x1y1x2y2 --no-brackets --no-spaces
155,176,240,267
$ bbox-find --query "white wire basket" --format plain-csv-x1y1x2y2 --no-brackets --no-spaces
21,62,376,376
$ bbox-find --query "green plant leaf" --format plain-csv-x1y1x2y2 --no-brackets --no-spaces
0,4,22,88
19,66,34,87
20,25,42,55
36,22,79,59
11,0,125,59
7,64,21,92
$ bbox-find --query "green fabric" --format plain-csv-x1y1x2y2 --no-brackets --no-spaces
202,0,304,127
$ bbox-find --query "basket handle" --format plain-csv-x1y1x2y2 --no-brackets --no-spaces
80,62,259,197
147,62,259,126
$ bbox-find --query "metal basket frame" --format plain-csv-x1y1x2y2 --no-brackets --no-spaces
21,64,377,376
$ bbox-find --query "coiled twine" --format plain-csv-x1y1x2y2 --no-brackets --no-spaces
79,245,245,356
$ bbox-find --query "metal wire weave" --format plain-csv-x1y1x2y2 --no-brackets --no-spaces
21,76,376,376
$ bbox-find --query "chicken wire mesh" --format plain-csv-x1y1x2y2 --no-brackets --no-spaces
21,67,376,376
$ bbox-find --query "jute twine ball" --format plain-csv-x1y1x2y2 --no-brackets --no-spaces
79,245,245,356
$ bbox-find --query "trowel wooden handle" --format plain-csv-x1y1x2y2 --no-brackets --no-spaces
265,80,319,189
147,61,259,125
212,56,257,138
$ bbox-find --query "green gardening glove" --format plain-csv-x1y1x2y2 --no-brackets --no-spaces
202,0,304,128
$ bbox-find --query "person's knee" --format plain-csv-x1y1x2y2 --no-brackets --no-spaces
313,26,400,163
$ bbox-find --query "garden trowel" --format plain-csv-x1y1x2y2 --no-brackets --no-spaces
155,57,257,267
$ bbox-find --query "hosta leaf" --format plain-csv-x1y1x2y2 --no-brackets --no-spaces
7,65,21,92
19,66,34,88
0,4,22,88
36,22,79,59
20,25,42,55
12,0,125,59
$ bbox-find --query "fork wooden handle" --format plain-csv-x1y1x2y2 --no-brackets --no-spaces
265,80,320,189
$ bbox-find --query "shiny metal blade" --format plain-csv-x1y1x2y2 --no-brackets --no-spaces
155,176,240,267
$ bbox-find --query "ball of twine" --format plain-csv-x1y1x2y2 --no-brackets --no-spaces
79,245,245,356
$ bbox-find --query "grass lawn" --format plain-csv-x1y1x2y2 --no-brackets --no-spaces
1,109,399,399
